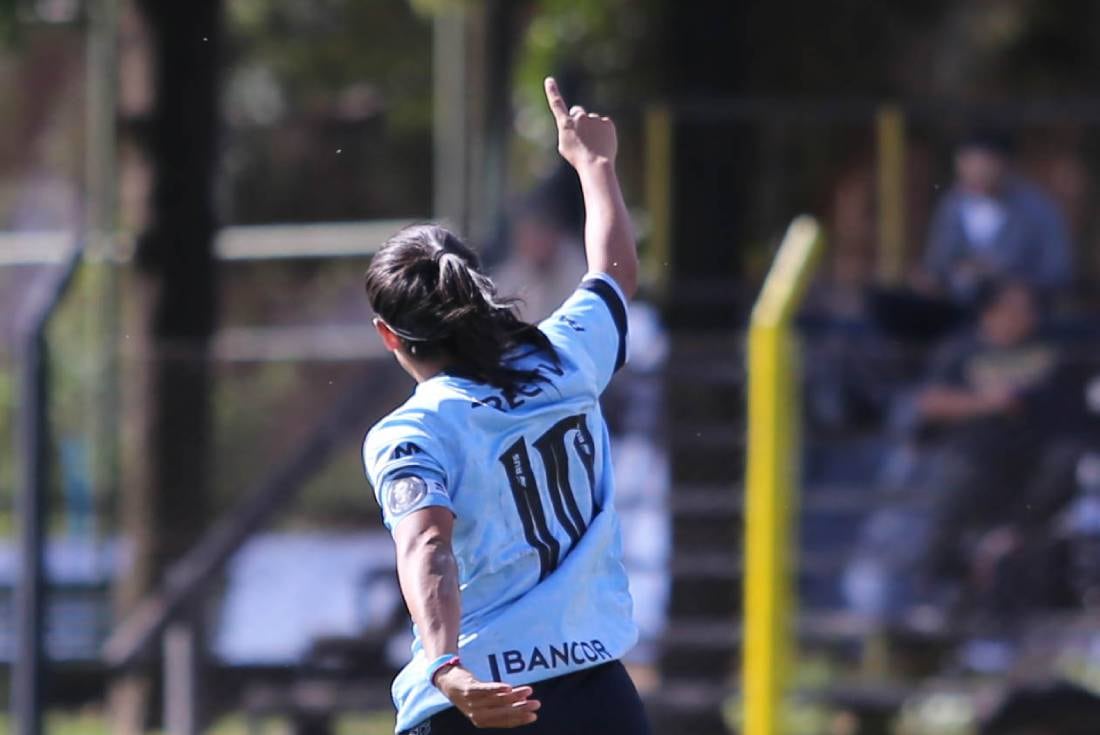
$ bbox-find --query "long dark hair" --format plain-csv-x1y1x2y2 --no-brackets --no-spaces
365,224,559,391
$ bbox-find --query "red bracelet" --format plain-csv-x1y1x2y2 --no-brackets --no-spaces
427,654,462,687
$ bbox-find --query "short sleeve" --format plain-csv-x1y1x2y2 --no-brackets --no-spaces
539,272,629,393
363,411,454,532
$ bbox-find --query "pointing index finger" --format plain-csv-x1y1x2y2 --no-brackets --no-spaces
544,77,570,126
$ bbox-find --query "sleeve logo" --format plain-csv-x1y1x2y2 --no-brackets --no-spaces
391,442,422,459
386,475,429,516
560,315,585,332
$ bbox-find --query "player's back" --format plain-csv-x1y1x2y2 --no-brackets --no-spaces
364,274,637,731
390,339,611,624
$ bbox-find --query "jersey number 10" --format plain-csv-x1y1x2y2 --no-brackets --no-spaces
498,413,599,580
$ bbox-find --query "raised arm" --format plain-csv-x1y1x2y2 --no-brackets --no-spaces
544,77,638,299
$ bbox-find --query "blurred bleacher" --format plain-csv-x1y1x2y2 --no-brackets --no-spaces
644,272,1100,734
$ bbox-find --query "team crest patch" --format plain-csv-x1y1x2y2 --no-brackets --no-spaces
386,475,428,516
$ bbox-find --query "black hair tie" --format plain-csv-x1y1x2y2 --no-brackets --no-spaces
387,321,450,343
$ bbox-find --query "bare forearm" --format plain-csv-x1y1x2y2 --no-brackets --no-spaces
577,160,637,297
388,512,539,725
397,538,461,659
918,387,1006,422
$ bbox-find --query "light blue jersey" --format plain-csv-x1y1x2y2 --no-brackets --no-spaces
363,273,637,732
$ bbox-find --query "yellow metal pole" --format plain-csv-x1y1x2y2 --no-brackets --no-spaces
875,104,906,284
743,216,823,735
85,0,120,523
643,104,673,299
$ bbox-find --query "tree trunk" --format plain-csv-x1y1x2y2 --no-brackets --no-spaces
110,1,221,732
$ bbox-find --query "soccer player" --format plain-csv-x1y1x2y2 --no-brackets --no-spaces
362,77,650,734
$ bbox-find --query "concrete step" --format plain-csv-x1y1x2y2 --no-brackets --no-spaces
668,482,879,516
667,331,745,365
642,677,918,735
671,447,745,485
658,611,896,651
666,359,745,387
643,679,732,730
670,549,856,581
664,284,751,332
667,380,745,424
668,421,744,451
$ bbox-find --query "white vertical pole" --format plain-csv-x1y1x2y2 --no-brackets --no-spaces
164,621,200,735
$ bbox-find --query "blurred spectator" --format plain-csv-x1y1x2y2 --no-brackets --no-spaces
493,187,587,323
979,680,1100,735
919,130,1072,302
846,282,1082,618
913,282,1080,612
915,281,1052,429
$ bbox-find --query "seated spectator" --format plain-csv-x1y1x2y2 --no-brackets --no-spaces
846,282,1081,619
918,130,1072,303
915,282,1079,612
915,281,1054,430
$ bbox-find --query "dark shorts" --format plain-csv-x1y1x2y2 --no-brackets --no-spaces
400,661,651,735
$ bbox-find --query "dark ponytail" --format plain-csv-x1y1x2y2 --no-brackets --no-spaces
364,224,560,391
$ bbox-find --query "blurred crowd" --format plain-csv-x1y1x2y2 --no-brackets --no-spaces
808,130,1100,654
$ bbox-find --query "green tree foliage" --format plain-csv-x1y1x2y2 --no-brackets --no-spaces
508,0,659,190
228,0,431,128
0,0,15,46
223,0,433,222
513,0,657,104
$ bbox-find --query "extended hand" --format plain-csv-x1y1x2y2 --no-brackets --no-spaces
544,76,618,169
434,665,541,729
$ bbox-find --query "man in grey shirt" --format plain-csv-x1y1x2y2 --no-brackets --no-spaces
922,131,1072,302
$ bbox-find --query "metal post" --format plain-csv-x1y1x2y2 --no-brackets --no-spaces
477,0,516,248
86,0,118,260
11,0,115,728
163,620,200,735
12,329,48,735
742,217,822,735
12,251,84,735
431,1,513,243
84,0,120,516
643,104,673,299
432,6,470,231
875,104,906,284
